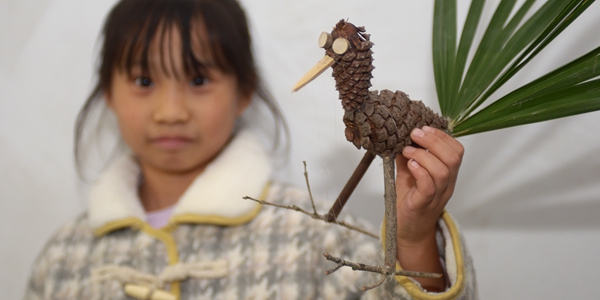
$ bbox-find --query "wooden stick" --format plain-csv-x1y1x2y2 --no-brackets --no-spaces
325,151,376,222
292,56,335,92
382,156,397,272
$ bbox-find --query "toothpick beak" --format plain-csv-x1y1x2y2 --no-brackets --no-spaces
292,55,335,92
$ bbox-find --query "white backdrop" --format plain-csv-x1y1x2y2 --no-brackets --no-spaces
2,0,600,299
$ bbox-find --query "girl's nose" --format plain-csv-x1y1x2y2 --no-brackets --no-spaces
152,85,190,124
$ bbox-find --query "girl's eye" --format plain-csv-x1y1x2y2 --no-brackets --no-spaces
134,77,153,87
191,76,208,86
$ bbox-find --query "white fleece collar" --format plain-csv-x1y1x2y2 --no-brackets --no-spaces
88,130,272,232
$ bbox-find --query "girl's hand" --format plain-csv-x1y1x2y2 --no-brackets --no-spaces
394,126,464,291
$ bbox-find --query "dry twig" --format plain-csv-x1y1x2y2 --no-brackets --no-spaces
244,161,379,239
323,252,442,291
243,196,378,239
322,253,442,279
303,161,319,215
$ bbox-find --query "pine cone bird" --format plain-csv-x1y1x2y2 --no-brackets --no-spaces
293,20,448,157
292,20,450,281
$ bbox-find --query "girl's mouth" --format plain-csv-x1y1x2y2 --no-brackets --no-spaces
151,136,194,151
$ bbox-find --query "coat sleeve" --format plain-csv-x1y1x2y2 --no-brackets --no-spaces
315,211,478,299
21,215,83,300
22,240,51,300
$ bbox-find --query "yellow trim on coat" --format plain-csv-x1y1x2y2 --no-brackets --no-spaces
135,222,182,298
93,217,144,237
381,211,465,300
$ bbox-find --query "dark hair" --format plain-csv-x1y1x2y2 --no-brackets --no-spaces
75,0,288,177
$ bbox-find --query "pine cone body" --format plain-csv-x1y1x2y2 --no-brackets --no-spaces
328,20,447,157
343,90,448,157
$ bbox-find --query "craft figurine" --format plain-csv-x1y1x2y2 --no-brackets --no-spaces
293,20,448,285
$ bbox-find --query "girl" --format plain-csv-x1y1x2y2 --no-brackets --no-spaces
24,0,476,299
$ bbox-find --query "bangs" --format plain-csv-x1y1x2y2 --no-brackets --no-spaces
99,0,249,88
115,1,218,79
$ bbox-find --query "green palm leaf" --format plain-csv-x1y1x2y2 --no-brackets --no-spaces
433,0,599,136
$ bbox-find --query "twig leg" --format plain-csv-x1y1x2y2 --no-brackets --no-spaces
326,151,376,222
382,156,397,272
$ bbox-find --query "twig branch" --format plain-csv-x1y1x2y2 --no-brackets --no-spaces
322,253,442,279
324,252,442,291
303,161,319,215
323,252,442,291
243,196,378,239
361,275,387,291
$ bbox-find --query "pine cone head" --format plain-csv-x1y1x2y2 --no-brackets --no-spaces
320,20,373,61
319,20,375,109
292,20,374,98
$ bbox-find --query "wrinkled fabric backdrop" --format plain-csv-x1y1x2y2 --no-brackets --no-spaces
2,0,600,299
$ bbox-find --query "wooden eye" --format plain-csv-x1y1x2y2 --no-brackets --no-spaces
332,38,350,55
318,32,332,48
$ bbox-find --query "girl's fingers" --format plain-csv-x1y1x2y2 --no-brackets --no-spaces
422,126,464,156
409,127,463,189
411,128,462,169
396,152,439,210
403,146,450,201
404,158,437,210
396,126,464,211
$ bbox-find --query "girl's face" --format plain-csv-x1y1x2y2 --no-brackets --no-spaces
106,28,250,175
